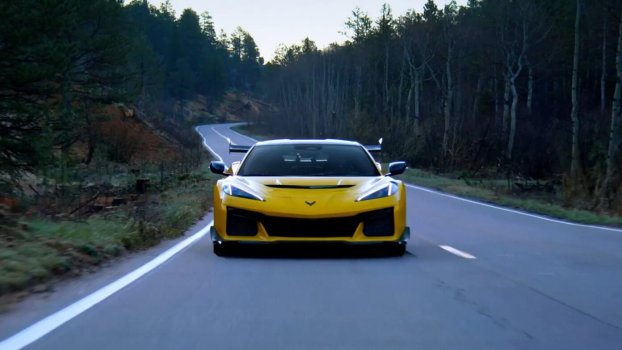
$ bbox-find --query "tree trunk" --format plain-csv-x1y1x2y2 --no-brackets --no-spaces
414,68,421,134
473,74,483,118
570,0,582,181
493,72,499,126
405,64,413,126
311,64,317,138
405,47,422,135
397,46,406,120
84,110,96,165
324,64,329,137
508,80,518,160
451,57,464,159
600,9,622,210
502,79,510,138
354,64,362,121
505,51,524,161
442,41,453,157
601,9,608,114
527,66,534,115
384,44,390,117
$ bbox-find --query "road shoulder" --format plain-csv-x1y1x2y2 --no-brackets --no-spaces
0,214,213,342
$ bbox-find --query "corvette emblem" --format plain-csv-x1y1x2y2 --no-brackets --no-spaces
305,201,316,206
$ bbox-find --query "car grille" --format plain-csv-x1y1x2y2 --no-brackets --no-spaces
226,207,394,238
262,215,359,237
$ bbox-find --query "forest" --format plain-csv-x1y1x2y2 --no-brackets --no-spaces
1,0,262,185
261,0,622,213
1,0,621,215
0,0,267,294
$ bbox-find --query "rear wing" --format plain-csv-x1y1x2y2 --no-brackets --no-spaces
364,145,382,153
229,144,252,153
364,138,383,153
227,137,382,153
227,138,252,153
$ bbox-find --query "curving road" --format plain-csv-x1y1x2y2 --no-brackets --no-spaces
1,123,622,350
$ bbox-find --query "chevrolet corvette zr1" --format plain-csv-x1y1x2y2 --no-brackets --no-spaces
209,139,409,256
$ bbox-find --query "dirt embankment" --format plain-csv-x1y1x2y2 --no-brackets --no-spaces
0,100,214,303
94,104,185,165
216,92,271,122
0,91,270,302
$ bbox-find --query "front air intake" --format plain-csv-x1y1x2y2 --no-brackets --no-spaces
362,208,394,236
226,208,259,236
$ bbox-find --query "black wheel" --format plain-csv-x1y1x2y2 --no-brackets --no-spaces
213,242,232,257
387,243,406,257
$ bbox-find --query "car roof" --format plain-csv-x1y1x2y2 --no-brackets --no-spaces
253,139,363,147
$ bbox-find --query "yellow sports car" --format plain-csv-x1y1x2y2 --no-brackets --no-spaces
209,139,409,256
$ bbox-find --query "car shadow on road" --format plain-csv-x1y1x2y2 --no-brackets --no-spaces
216,243,412,259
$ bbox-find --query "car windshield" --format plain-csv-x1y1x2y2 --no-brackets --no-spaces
237,144,380,177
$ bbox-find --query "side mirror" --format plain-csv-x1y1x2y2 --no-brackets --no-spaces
387,161,407,176
209,161,227,175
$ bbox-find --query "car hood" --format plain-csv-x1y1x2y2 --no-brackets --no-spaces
234,176,386,191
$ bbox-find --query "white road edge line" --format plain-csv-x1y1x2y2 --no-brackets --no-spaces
1,127,227,350
224,123,260,143
406,184,622,233
439,245,477,259
195,126,223,162
211,125,236,144
0,220,214,350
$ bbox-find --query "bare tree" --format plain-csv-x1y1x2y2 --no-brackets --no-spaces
527,62,534,115
442,3,458,158
402,20,434,135
601,7,608,114
600,9,622,209
570,0,583,181
496,0,551,161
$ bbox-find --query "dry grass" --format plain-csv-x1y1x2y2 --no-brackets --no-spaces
401,168,622,227
0,164,218,300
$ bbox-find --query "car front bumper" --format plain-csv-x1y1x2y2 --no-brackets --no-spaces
210,225,410,245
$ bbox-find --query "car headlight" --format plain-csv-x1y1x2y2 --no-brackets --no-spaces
356,182,399,202
223,183,265,201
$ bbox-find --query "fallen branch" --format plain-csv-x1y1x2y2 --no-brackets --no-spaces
68,191,101,216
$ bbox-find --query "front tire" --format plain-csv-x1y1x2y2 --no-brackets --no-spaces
387,243,406,257
213,242,232,257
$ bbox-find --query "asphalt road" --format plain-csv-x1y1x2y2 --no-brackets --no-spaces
1,123,622,350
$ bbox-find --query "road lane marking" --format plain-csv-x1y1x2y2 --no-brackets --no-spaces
439,245,477,259
210,125,235,144
225,123,261,143
407,184,622,233
195,126,223,162
211,123,258,145
0,221,214,350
